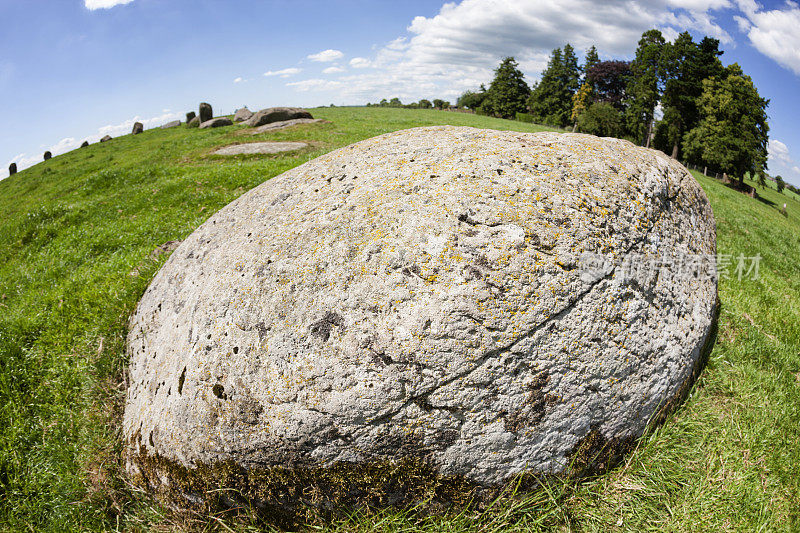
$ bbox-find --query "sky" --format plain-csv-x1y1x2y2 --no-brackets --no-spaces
1,0,799,185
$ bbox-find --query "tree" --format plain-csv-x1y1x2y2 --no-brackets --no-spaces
433,99,446,109
527,45,581,127
379,98,388,107
683,64,769,188
578,102,623,138
389,97,402,107
571,83,593,131
658,32,724,159
458,85,487,109
757,172,767,188
627,29,666,146
418,99,432,109
480,57,530,119
583,46,600,78
586,60,631,111
776,175,786,193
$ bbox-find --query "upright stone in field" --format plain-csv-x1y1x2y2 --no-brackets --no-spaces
233,106,254,122
81,141,89,148
199,102,213,123
8,163,16,175
100,135,112,142
186,111,196,123
43,151,51,161
132,122,144,135
123,127,718,519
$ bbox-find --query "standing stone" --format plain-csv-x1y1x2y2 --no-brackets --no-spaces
199,102,213,123
243,107,313,127
187,116,200,128
199,117,233,129
8,163,16,175
133,122,144,135
43,151,51,161
186,111,197,123
100,135,112,143
81,141,89,148
233,106,254,122
124,127,718,518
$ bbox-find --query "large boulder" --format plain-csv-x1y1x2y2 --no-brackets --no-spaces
161,120,181,129
123,127,717,518
132,122,144,135
187,116,200,128
186,111,197,123
81,141,89,148
8,163,16,175
43,151,51,161
100,135,112,143
199,102,213,123
243,106,313,127
233,106,254,122
199,117,233,129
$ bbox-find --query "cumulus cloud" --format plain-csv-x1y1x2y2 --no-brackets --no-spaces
349,57,372,68
308,49,344,62
323,66,346,74
735,0,800,75
768,139,800,185
1,111,179,180
263,67,301,78
286,79,343,91
85,0,134,10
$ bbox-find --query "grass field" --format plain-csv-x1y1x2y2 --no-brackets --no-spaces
0,107,798,532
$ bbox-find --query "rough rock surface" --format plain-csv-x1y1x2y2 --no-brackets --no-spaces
233,106,254,122
187,116,200,128
186,111,197,123
213,141,308,155
8,163,16,175
161,120,181,129
81,141,89,148
100,135,112,142
43,151,51,161
124,126,717,513
199,102,213,123
243,106,313,127
245,117,328,135
199,117,233,129
132,122,144,135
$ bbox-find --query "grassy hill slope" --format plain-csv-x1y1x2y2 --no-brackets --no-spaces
0,107,798,531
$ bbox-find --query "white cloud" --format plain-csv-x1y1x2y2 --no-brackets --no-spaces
264,67,301,78
286,79,343,91
768,139,800,185
233,77,243,83
349,57,372,68
307,49,344,62
735,0,800,75
85,0,134,10
323,66,346,74
1,111,179,180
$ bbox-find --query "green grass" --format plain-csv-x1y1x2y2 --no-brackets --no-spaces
0,107,798,532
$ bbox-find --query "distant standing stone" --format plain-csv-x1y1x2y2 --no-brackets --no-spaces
81,141,89,148
199,117,233,129
199,103,213,123
43,151,52,161
8,163,16,175
133,122,144,135
233,106,254,122
243,107,313,127
186,111,197,123
100,135,112,142
161,120,181,129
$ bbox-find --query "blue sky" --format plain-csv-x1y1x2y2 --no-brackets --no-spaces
2,0,799,185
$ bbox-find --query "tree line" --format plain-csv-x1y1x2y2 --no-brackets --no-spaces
455,30,770,187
